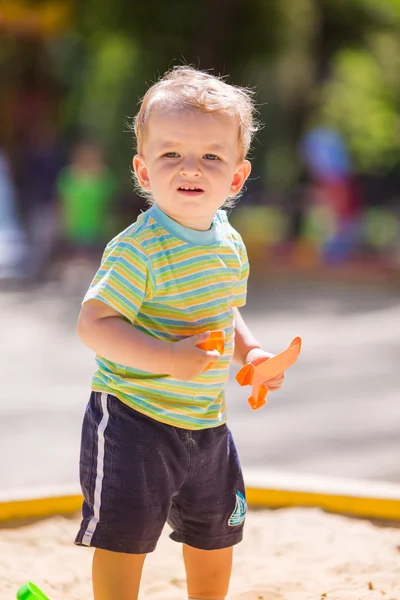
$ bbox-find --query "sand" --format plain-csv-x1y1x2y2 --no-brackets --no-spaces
1,508,399,600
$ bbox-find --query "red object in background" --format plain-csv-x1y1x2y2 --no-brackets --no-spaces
312,175,363,223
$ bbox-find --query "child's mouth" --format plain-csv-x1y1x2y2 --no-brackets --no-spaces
177,186,204,196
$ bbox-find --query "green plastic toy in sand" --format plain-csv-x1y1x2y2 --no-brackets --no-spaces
16,582,51,600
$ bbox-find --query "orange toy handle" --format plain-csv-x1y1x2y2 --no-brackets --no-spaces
236,362,270,409
197,330,225,371
248,384,269,410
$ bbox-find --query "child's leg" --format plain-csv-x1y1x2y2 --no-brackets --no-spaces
168,425,246,600
183,545,232,600
75,393,192,599
92,548,146,600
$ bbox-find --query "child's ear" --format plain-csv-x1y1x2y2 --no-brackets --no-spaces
133,154,151,190
230,160,251,195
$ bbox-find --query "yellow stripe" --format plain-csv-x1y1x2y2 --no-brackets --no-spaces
246,487,400,520
0,495,83,522
154,263,235,281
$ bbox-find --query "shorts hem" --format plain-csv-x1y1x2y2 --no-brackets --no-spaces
169,530,243,550
74,536,157,554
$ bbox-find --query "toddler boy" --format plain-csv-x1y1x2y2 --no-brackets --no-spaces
75,66,284,600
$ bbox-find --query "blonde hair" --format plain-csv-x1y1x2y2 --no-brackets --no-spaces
133,66,259,160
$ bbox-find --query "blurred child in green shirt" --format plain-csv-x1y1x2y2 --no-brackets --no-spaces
56,141,116,255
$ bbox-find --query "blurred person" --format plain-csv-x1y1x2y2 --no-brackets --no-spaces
299,127,363,264
20,120,64,279
0,149,29,279
55,140,117,263
74,66,285,600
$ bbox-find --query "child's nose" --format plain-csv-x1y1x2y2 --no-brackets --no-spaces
179,159,201,177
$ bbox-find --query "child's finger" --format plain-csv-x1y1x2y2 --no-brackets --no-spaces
268,383,283,391
205,350,221,361
264,373,285,388
268,373,284,383
194,331,211,345
202,350,221,372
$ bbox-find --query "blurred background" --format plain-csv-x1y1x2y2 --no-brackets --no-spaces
0,0,399,492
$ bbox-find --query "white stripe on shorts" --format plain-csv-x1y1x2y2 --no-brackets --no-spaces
81,392,110,546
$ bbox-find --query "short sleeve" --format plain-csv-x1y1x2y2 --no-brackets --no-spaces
232,241,249,307
83,236,155,323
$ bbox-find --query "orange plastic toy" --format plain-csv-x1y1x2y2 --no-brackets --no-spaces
236,336,302,410
197,330,225,371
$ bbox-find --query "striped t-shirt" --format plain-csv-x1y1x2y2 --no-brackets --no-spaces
83,203,249,430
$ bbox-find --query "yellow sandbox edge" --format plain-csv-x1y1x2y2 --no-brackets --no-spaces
1,470,400,523
244,469,400,520
246,488,400,520
0,494,83,523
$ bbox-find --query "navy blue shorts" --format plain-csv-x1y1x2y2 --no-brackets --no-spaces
74,392,246,554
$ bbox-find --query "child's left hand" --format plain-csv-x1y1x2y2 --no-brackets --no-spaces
244,348,285,391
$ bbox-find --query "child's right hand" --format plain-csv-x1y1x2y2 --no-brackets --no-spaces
168,332,222,380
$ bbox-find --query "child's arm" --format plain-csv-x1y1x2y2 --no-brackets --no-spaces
232,306,263,365
77,299,220,380
232,307,284,391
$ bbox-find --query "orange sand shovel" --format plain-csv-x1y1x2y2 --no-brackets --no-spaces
197,330,225,371
236,337,302,410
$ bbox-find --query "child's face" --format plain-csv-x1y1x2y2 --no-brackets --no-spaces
133,107,251,230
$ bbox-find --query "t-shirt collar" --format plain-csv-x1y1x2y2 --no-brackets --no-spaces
148,203,219,246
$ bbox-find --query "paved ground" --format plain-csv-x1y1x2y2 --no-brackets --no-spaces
1,275,399,493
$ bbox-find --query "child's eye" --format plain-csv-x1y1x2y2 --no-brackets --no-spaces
203,154,220,161
162,152,180,158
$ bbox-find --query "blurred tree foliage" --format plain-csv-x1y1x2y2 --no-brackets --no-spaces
47,0,400,190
